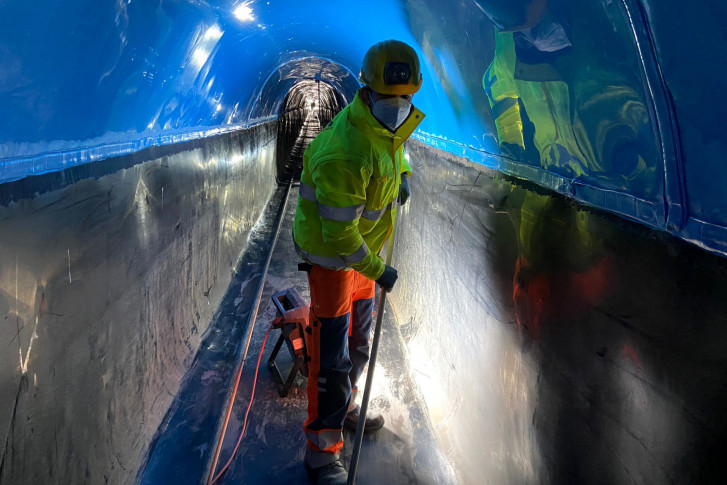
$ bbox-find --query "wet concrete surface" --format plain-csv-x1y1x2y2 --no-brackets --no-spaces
0,123,277,484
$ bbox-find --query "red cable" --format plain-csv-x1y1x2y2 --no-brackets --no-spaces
209,327,272,484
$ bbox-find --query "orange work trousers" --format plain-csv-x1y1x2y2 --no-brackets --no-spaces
302,265,375,467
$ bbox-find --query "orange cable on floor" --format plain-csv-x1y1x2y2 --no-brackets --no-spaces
208,327,272,484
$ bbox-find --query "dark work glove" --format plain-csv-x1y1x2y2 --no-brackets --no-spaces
399,174,410,206
375,265,398,293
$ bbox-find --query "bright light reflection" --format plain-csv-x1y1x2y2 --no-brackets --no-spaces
408,340,450,428
134,178,153,248
191,25,223,69
234,2,255,22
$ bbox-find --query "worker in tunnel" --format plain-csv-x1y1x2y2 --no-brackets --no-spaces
478,0,656,190
477,0,647,337
292,40,425,484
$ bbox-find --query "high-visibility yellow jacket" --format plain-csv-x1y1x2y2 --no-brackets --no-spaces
483,30,590,177
483,29,653,193
293,89,425,280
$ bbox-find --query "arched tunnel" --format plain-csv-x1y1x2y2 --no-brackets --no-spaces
2,1,727,484
275,77,347,181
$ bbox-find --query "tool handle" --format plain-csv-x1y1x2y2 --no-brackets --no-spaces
347,198,403,485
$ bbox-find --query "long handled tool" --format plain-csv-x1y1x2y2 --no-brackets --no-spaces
347,198,403,485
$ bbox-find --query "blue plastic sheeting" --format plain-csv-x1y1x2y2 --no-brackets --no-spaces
0,0,726,255
638,0,727,254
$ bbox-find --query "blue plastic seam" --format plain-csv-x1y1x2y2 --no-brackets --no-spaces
619,0,687,233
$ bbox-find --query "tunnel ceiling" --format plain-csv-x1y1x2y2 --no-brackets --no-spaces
1,0,727,257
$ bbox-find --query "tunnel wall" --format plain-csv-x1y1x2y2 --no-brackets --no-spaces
394,141,727,483
392,143,529,485
0,124,276,484
404,0,727,258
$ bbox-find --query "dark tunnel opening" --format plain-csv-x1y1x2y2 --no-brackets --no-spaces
275,79,346,182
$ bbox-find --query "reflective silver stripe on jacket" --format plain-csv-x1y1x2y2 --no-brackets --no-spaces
318,203,365,222
300,182,390,222
295,241,347,269
361,204,391,221
294,239,369,269
341,241,369,264
299,182,317,202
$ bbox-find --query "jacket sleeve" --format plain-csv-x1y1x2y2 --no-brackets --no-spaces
483,31,525,150
311,159,385,281
400,146,411,178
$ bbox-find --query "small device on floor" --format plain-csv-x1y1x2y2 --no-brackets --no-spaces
267,288,310,397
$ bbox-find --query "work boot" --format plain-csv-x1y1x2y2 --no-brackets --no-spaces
305,459,348,485
344,387,384,433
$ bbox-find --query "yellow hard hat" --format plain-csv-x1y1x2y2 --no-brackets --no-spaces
359,40,423,95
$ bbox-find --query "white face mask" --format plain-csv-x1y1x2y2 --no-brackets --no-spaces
370,95,413,132
520,13,572,53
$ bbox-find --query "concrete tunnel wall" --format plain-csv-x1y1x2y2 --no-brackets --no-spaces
2,0,727,483
0,125,278,483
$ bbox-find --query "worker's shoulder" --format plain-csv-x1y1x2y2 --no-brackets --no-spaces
317,108,370,146
307,119,373,169
308,147,371,176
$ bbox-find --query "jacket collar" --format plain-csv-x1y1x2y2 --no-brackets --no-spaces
348,89,426,151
